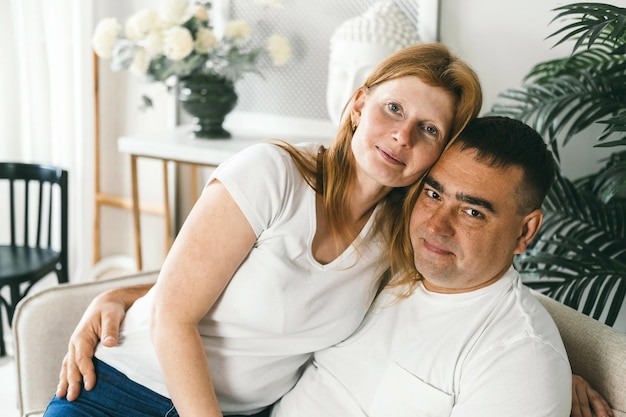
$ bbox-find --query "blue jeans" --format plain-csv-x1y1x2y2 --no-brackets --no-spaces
44,358,179,417
43,358,273,417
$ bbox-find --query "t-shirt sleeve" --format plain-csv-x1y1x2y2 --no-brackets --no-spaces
450,339,572,417
208,143,298,237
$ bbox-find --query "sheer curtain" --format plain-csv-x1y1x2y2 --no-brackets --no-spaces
3,0,95,282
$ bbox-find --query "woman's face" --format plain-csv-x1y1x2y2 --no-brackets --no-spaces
351,75,456,190
326,41,395,126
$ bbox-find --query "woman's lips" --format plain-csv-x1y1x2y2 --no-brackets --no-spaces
377,146,405,166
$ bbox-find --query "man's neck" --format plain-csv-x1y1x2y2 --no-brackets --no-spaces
422,273,504,294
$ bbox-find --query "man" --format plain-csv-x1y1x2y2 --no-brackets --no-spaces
271,116,572,416
59,117,611,417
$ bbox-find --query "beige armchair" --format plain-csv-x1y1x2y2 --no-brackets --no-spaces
12,271,626,417
12,271,159,417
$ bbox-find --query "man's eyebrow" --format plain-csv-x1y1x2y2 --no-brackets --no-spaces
424,176,496,214
423,176,442,192
457,193,495,214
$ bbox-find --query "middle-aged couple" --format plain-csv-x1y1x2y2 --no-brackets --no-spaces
44,43,612,417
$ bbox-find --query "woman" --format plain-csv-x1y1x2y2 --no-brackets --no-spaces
45,42,482,417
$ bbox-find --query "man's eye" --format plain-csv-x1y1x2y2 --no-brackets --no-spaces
464,208,483,218
426,189,439,200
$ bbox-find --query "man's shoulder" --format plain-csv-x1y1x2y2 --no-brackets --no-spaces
481,277,568,360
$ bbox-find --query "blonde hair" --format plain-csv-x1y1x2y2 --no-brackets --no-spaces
277,43,482,269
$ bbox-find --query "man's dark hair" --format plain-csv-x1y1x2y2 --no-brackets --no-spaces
455,116,555,214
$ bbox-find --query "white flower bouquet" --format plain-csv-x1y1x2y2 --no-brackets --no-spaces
92,0,291,88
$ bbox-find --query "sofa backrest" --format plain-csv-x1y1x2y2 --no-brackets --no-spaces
12,272,626,417
536,292,626,416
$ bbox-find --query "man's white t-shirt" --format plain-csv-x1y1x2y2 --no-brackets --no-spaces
273,267,572,417
96,143,387,414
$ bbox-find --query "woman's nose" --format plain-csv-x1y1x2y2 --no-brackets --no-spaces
393,122,414,147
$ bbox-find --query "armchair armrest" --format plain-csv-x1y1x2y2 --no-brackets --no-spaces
12,271,159,417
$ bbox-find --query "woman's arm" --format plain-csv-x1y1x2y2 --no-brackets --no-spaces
151,180,257,417
57,283,152,401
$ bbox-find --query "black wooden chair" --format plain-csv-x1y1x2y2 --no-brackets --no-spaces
0,162,68,356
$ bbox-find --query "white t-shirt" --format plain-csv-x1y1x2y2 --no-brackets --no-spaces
272,267,572,417
96,143,387,414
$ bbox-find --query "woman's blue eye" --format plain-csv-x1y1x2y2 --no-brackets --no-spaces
388,103,400,113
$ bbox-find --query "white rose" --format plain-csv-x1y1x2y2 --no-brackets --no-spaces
130,48,150,76
267,35,291,66
162,26,194,61
224,20,252,39
125,9,161,41
194,28,217,53
92,17,121,60
192,4,210,21
143,31,164,56
159,0,190,24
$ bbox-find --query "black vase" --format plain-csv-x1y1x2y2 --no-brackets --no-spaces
178,75,238,139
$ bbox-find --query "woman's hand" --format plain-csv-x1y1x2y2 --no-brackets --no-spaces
571,374,613,417
55,284,152,401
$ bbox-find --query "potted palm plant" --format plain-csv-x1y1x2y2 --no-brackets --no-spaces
490,2,626,328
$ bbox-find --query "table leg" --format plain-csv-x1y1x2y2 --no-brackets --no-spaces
163,160,173,255
130,155,143,271
191,165,200,204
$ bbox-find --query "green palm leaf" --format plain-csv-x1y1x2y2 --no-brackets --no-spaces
491,73,623,151
548,3,626,52
597,112,626,143
576,150,626,202
496,3,626,328
527,47,626,83
516,170,626,326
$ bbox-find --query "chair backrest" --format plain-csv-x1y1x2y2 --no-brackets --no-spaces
0,162,68,266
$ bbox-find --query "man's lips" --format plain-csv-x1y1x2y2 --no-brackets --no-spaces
421,238,454,256
376,146,405,166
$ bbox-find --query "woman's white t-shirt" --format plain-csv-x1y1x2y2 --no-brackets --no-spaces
96,142,387,414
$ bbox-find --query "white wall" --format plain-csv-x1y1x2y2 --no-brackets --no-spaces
94,0,626,274
440,0,626,179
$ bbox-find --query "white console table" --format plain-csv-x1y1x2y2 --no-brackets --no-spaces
118,123,332,270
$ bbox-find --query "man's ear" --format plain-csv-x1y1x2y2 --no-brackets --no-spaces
513,209,543,255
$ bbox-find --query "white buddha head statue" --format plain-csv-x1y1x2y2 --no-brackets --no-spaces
327,0,421,126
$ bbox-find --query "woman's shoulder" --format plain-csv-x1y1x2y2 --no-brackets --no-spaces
238,141,321,174
213,141,322,191
233,141,316,164
251,141,321,157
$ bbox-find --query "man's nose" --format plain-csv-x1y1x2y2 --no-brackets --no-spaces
425,207,454,236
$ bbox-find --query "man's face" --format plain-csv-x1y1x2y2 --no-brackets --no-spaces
409,144,542,293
